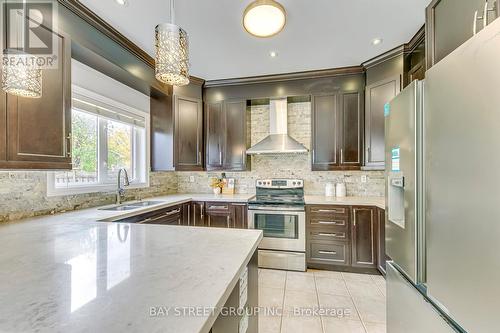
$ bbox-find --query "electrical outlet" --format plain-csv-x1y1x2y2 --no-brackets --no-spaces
189,176,195,183
361,175,367,183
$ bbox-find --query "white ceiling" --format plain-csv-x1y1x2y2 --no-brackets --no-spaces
80,0,430,81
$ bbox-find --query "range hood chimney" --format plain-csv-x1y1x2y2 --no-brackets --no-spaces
246,98,309,155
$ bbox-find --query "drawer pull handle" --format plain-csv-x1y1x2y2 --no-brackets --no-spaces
318,221,341,225
319,250,337,255
208,205,228,210
318,233,337,237
317,209,342,213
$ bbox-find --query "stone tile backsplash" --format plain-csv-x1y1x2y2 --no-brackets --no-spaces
0,102,384,222
0,171,177,222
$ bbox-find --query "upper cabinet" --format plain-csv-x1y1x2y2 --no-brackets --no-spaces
174,96,204,171
206,100,248,171
0,30,72,170
426,0,499,69
150,83,204,172
365,76,401,169
312,90,363,171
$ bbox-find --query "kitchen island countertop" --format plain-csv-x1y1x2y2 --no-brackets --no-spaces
0,193,261,333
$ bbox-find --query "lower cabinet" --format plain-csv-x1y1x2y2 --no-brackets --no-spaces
376,208,388,276
306,204,381,273
351,207,377,268
116,201,248,229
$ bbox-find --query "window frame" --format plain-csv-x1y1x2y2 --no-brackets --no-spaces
47,85,150,197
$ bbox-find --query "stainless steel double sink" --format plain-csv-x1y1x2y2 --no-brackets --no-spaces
98,200,165,211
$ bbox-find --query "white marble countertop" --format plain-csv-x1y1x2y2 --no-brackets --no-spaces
305,196,385,209
0,216,262,332
0,193,259,332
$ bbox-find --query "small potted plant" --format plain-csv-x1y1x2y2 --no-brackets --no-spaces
209,177,224,195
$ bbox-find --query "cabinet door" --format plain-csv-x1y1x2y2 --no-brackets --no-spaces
339,92,363,168
231,203,248,229
377,208,387,275
365,77,400,169
190,201,206,227
206,101,224,170
311,94,338,170
150,89,174,171
224,100,247,171
5,30,71,169
0,67,5,162
206,212,231,228
174,96,203,171
181,202,191,226
351,207,377,268
426,0,490,68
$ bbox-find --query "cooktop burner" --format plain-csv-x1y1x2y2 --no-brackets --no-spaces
248,179,305,210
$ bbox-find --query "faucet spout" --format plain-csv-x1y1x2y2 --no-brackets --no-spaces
116,168,130,205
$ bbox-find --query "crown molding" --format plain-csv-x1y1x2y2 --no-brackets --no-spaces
59,1,204,85
204,66,365,88
361,46,405,69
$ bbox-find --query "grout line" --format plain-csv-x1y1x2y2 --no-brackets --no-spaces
344,273,369,333
313,272,327,333
279,270,287,333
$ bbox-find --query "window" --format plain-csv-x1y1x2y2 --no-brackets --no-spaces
48,86,149,196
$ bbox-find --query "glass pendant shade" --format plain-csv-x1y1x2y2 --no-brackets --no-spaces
243,0,286,38
155,23,190,86
1,52,42,98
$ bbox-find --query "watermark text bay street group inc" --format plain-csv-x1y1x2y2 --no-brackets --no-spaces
149,306,353,318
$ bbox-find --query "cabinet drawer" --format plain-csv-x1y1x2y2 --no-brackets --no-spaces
308,205,349,216
309,229,348,241
205,202,230,212
309,216,348,229
308,241,350,265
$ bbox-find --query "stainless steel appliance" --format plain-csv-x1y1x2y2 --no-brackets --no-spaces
386,17,500,333
248,179,306,271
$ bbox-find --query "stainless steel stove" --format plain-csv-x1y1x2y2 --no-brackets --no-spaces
248,179,306,272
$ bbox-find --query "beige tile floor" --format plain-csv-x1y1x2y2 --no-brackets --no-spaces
258,269,386,333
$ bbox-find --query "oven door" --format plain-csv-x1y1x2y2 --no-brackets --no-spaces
248,209,305,252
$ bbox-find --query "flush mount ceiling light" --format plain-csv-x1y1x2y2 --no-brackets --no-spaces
372,38,383,46
270,51,277,57
1,51,42,98
155,0,190,86
243,0,286,38
115,0,128,6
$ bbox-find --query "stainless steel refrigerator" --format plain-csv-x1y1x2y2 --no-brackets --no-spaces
385,17,500,333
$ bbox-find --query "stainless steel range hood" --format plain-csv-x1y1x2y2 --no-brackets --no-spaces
246,98,308,155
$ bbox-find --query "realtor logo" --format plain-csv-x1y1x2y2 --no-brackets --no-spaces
1,0,59,69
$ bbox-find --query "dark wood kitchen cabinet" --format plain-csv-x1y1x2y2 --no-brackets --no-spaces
364,76,400,169
426,0,498,69
175,96,203,171
203,201,248,229
351,207,377,269
306,204,380,273
206,100,248,171
190,201,206,227
231,203,248,229
311,94,338,170
311,91,363,171
0,30,72,170
376,208,388,276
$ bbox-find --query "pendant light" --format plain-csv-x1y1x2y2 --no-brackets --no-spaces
155,0,190,86
243,0,286,38
1,51,42,98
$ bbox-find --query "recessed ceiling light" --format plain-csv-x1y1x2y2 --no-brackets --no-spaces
115,0,128,6
372,38,383,46
270,51,277,58
243,0,286,38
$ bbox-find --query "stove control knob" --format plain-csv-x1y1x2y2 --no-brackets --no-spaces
258,181,262,186
292,181,296,186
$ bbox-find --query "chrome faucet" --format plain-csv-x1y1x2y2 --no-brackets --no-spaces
116,168,130,205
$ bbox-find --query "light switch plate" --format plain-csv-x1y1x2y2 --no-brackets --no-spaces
189,176,195,183
361,175,367,183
